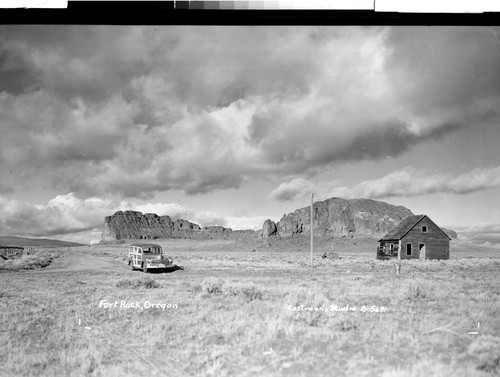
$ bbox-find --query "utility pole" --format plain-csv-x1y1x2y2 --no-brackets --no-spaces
310,193,314,270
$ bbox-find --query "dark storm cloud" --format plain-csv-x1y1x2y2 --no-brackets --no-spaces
0,45,41,94
385,27,500,115
247,26,500,172
244,95,492,176
0,26,499,199
327,119,465,163
0,26,159,102
0,183,14,194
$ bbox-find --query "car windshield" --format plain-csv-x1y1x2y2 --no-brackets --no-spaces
142,247,162,254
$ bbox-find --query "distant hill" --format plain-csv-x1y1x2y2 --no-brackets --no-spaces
263,197,457,239
0,236,85,248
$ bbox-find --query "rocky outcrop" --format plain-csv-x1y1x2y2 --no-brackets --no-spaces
101,211,257,241
203,226,229,234
101,211,202,241
262,219,278,238
203,226,233,238
442,228,458,239
349,198,414,236
274,198,414,238
232,229,256,236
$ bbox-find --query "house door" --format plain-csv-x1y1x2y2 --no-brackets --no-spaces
419,244,426,260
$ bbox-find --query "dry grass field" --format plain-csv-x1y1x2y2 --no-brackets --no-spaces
1,236,499,377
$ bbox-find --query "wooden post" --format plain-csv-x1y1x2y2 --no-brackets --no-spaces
310,193,314,270
396,240,401,276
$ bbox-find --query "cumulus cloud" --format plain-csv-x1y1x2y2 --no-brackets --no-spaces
268,178,342,202
126,201,228,227
0,193,269,242
271,166,500,201
451,223,500,248
339,166,500,199
225,216,279,231
269,178,314,202
1,26,499,199
454,223,500,235
0,194,109,238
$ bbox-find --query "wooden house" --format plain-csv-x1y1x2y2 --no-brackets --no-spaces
0,246,24,260
377,215,450,260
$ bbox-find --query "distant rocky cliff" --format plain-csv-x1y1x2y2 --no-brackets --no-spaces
262,197,457,239
101,199,457,242
101,211,256,241
263,198,413,238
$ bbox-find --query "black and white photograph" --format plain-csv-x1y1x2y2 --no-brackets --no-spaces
0,8,499,377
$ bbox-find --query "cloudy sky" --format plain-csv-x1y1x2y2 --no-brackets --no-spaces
0,26,499,245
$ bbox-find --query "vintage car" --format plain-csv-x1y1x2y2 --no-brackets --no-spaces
128,243,173,273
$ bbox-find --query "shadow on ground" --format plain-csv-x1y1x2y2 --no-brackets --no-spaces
134,264,185,274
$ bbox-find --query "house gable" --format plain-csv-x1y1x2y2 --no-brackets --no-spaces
380,214,451,241
403,215,451,241
399,215,450,260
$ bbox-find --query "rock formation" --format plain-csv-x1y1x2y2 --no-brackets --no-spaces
101,198,458,242
101,211,202,241
262,219,278,238
274,197,414,238
203,226,233,238
442,228,458,239
101,211,257,241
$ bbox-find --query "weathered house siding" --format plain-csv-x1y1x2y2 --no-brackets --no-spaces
400,218,449,260
0,246,24,259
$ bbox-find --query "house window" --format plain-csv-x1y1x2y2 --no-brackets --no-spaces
406,243,412,256
390,244,394,252
422,226,427,232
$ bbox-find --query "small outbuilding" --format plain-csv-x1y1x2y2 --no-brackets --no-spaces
0,246,24,260
377,214,450,260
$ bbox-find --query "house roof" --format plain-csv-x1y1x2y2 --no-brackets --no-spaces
379,214,452,242
129,243,162,248
380,215,425,241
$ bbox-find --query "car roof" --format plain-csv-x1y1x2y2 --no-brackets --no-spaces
129,243,162,248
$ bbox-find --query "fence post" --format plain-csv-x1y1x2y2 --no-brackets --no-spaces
396,240,401,276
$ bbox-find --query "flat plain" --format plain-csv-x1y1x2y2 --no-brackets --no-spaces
1,236,499,377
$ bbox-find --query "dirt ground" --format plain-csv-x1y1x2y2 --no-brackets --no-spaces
1,237,499,377
43,249,127,272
